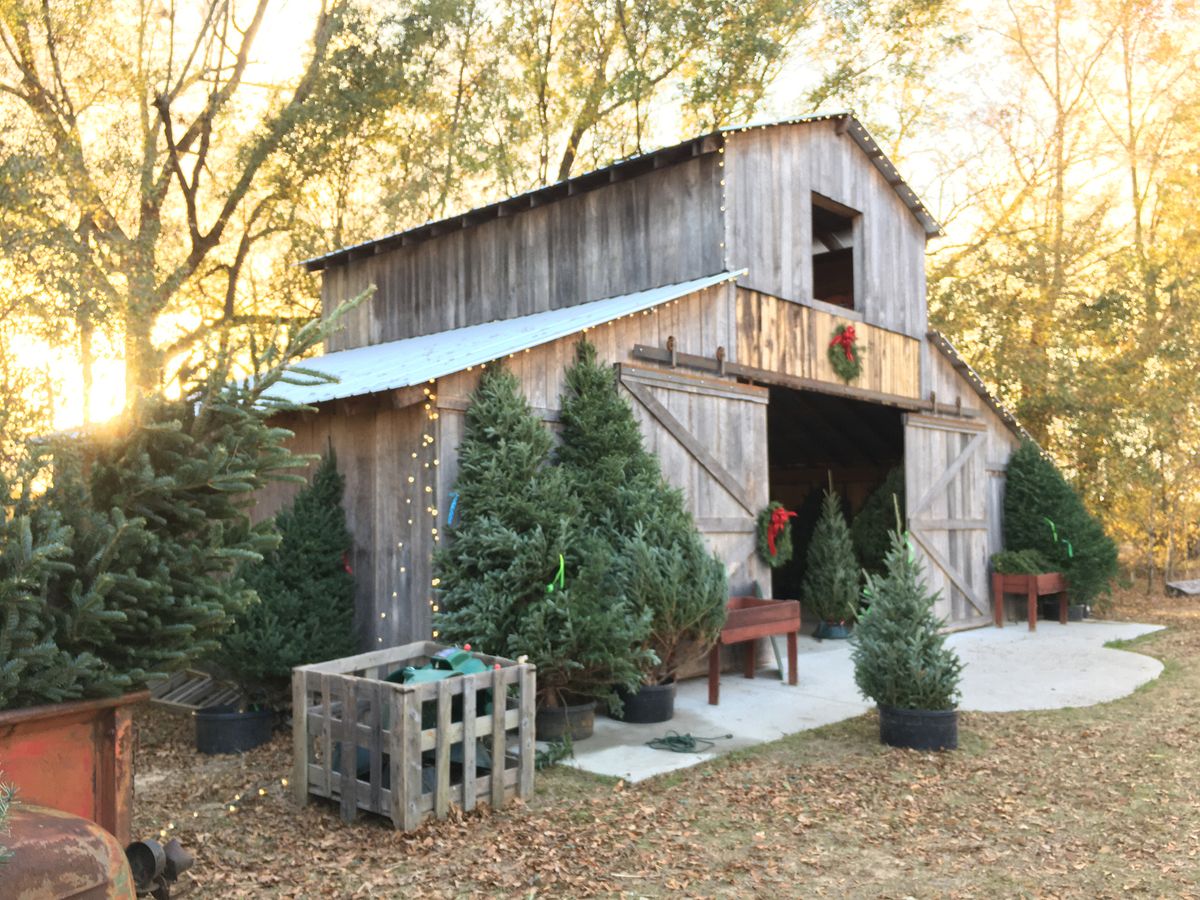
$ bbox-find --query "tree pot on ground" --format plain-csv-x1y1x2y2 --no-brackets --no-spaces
878,705,958,751
609,679,675,724
814,621,852,640
535,699,596,741
1068,603,1087,622
194,704,274,754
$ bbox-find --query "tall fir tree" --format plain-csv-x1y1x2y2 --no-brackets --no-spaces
851,466,905,576
801,488,860,625
851,526,962,711
434,365,652,709
217,451,358,708
1003,441,1118,605
558,341,727,685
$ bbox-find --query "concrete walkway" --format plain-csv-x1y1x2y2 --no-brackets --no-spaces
566,620,1164,782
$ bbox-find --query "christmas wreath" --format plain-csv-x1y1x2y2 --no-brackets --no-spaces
827,324,862,383
757,502,798,568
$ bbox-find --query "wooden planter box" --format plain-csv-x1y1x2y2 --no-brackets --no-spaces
992,572,1068,631
0,691,148,845
708,596,800,705
292,642,536,830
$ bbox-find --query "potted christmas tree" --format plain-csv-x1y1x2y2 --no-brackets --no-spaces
208,450,358,753
851,516,963,750
801,486,860,639
557,341,727,723
1002,441,1117,618
434,365,653,740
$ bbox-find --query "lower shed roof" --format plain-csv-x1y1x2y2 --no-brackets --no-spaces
269,271,742,407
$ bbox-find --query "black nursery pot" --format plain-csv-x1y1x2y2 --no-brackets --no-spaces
535,699,597,742
878,705,958,751
194,704,274,755
611,680,676,724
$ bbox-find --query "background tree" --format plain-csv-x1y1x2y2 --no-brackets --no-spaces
215,450,357,708
0,0,446,405
801,488,860,626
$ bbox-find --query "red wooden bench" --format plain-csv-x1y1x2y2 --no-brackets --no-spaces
708,596,801,705
992,572,1068,631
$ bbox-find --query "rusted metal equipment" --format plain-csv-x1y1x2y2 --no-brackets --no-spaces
0,692,147,844
2,803,137,899
126,837,194,898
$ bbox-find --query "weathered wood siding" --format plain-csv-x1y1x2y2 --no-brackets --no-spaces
261,283,754,648
323,155,725,352
905,350,1022,628
722,121,929,338
255,398,439,650
735,288,921,399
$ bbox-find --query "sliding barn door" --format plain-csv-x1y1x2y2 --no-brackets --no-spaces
904,413,992,628
617,364,770,594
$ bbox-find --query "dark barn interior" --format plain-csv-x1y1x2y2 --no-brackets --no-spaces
766,386,904,600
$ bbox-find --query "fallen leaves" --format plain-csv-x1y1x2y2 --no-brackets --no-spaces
130,589,1200,897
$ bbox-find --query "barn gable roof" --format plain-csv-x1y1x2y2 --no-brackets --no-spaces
927,330,1034,445
302,113,940,273
268,271,742,407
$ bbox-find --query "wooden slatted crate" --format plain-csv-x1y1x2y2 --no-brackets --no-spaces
149,669,243,713
292,641,536,830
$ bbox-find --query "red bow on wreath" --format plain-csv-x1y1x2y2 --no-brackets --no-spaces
767,506,797,557
829,325,857,362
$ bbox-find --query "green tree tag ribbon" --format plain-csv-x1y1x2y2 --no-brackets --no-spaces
1043,516,1074,558
546,554,566,593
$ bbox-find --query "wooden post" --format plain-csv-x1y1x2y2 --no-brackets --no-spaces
490,667,505,809
292,670,309,805
786,632,798,686
992,573,1004,628
434,679,452,819
462,679,477,812
402,690,423,831
708,646,720,705
388,688,404,829
368,680,383,814
339,678,358,823
517,665,535,801
1027,581,1037,632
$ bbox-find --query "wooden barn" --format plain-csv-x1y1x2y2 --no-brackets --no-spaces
260,113,1028,648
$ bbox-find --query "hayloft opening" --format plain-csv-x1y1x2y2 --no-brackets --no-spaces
765,387,903,606
811,193,859,309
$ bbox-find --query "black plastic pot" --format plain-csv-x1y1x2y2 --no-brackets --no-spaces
1068,603,1087,622
535,700,596,742
814,621,852,640
194,705,274,755
878,705,958,751
611,680,675,724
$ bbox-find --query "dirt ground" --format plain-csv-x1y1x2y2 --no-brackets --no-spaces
133,588,1200,898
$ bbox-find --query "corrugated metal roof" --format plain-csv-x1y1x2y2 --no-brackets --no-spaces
302,113,940,272
268,271,743,407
